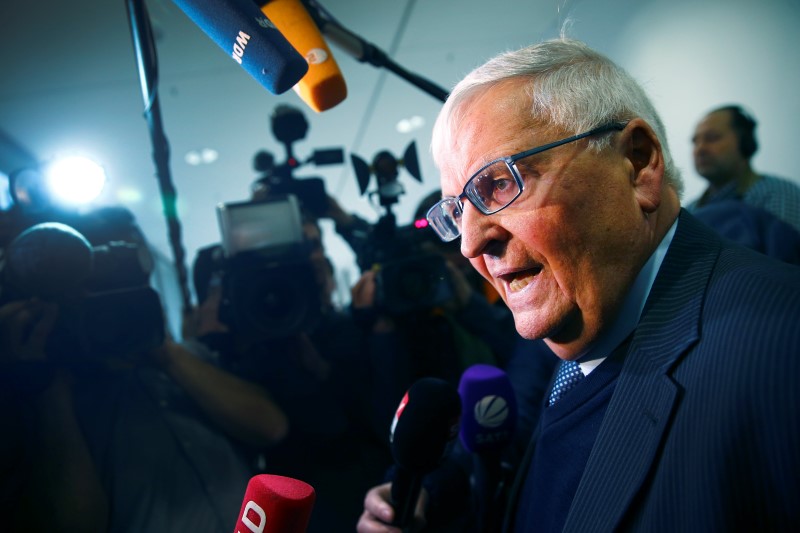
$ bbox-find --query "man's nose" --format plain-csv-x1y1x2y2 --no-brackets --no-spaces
460,202,505,259
693,140,706,156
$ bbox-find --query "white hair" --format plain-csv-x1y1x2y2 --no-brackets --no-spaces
431,38,683,196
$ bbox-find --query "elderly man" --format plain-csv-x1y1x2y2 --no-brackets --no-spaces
358,38,800,533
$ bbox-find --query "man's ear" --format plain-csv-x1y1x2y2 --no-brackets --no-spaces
622,118,665,214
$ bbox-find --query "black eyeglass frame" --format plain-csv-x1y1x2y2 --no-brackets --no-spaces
426,121,628,241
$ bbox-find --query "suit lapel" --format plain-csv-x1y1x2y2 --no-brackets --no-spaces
563,212,720,532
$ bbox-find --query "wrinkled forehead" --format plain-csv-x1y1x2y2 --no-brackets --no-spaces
449,81,535,141
436,82,552,192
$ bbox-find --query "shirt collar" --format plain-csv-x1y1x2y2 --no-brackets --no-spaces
578,217,678,372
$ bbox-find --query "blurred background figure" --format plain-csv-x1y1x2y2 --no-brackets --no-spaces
689,105,800,232
192,185,391,532
688,105,800,264
692,200,800,264
0,204,287,532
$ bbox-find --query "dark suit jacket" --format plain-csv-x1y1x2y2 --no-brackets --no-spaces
506,210,800,532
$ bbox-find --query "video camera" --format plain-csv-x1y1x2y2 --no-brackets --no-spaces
0,208,165,362
251,104,344,216
212,194,322,345
350,144,454,316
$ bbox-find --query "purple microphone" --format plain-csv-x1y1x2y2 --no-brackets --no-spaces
458,364,518,532
459,364,517,453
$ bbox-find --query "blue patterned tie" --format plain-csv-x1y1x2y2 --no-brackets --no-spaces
548,360,585,406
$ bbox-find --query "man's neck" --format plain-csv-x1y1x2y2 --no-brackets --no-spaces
546,212,680,361
733,167,762,195
700,166,761,204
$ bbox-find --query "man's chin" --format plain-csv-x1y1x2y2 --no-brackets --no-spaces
513,305,585,346
512,310,561,341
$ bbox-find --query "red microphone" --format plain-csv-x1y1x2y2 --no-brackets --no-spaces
234,474,316,533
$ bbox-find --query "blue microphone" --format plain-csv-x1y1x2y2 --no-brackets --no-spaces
171,0,308,94
458,364,518,533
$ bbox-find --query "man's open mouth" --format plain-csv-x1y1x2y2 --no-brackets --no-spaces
502,266,543,293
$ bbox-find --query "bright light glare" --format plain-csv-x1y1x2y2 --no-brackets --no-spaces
396,115,425,134
116,187,143,203
0,172,11,210
45,156,106,206
185,148,219,165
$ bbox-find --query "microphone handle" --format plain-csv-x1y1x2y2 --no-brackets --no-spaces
390,466,424,529
301,0,448,102
473,452,504,533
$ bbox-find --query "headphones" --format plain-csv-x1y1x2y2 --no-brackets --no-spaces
717,105,758,159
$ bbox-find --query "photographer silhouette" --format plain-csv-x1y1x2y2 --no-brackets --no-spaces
0,203,287,532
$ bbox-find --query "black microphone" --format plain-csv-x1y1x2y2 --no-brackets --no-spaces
458,364,518,533
171,0,309,94
389,377,461,529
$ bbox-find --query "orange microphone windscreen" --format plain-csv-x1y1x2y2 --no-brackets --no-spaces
260,0,347,112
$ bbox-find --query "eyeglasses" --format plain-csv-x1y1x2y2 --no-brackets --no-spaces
426,122,627,242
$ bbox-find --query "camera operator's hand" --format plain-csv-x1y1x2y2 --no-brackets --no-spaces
357,482,428,533
181,284,230,340
0,299,58,363
351,269,377,309
148,338,289,447
351,270,395,333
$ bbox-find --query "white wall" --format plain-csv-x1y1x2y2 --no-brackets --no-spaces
565,0,800,202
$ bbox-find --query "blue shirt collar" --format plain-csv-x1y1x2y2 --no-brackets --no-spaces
578,218,678,363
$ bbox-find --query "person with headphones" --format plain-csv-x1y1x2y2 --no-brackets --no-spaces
690,105,800,232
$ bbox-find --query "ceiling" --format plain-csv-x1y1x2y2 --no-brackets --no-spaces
2,0,799,316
